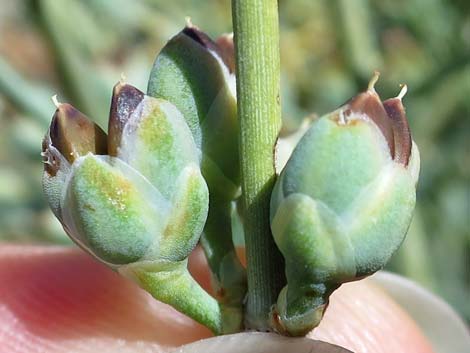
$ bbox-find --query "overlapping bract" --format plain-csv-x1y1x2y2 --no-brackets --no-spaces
147,24,246,313
270,79,420,336
148,25,239,200
42,82,208,268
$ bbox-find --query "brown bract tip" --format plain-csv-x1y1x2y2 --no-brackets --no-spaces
383,86,412,166
346,90,395,159
182,25,218,52
108,82,144,156
368,71,380,92
182,25,235,74
343,76,413,165
49,104,107,163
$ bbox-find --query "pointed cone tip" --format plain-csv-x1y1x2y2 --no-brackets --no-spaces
51,94,61,108
346,81,395,159
49,104,107,163
112,81,144,96
178,24,234,74
120,72,127,84
383,94,412,166
397,84,408,100
185,16,194,28
182,24,218,52
108,82,145,156
367,71,381,92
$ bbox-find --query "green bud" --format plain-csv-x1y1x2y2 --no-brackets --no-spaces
147,24,246,324
42,88,208,267
270,75,420,335
42,76,229,333
147,23,239,197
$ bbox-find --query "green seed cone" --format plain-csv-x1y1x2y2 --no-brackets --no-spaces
270,79,420,335
147,24,239,196
147,24,246,322
42,93,208,267
41,81,224,333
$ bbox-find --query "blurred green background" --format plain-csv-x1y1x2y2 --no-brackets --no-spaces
0,0,468,320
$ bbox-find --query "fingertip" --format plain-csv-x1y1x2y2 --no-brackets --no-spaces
188,246,213,293
309,279,435,353
0,246,435,353
0,245,211,353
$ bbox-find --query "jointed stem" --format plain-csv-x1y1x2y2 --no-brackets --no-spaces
232,0,285,330
122,260,224,334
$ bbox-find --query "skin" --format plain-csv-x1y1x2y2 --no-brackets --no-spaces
0,245,434,353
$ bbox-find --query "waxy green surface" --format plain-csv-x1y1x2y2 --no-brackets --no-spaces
41,88,223,332
147,26,239,195
66,155,162,264
52,95,209,266
147,26,246,320
270,102,419,335
118,98,200,200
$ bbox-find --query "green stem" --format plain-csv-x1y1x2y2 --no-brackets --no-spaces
232,0,285,330
121,260,223,334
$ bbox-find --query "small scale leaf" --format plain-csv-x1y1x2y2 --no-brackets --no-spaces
48,103,107,163
62,155,168,265
383,95,412,165
108,82,144,156
158,165,209,262
117,97,199,200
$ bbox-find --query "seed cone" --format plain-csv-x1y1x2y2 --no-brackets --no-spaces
269,74,419,335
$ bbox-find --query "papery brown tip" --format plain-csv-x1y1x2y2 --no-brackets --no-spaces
182,25,235,73
368,71,380,91
383,96,412,165
49,104,107,163
108,82,144,156
182,25,219,52
347,91,395,159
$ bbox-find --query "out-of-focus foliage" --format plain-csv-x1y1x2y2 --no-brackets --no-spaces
0,0,468,320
